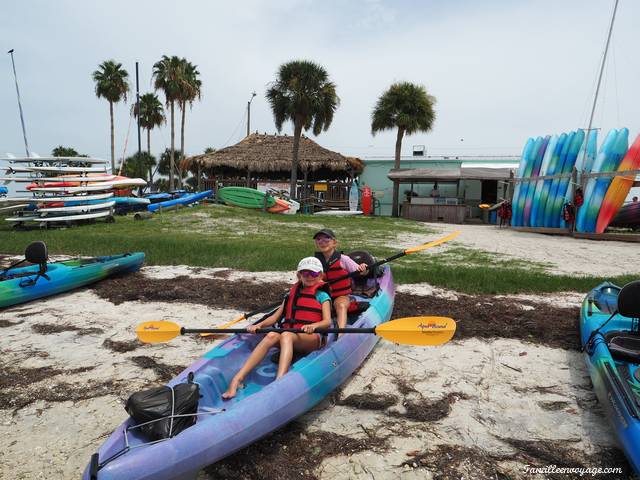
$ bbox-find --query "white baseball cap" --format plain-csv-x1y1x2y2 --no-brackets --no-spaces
296,256,323,273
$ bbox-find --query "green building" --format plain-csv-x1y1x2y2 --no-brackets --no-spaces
359,155,519,217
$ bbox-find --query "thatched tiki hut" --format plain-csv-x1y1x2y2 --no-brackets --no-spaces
186,133,364,202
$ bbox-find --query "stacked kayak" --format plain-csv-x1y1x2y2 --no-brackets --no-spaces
147,190,213,213
512,129,639,232
580,281,640,475
595,133,640,233
0,249,145,309
84,266,395,479
1,156,147,225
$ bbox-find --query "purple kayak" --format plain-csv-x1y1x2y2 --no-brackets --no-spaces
84,267,395,479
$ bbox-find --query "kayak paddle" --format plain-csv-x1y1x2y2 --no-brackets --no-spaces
199,301,282,338
329,229,461,284
137,316,456,347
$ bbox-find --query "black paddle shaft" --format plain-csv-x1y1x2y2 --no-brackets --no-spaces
182,327,376,335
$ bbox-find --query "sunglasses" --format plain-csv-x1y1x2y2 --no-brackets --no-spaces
314,236,333,244
299,270,321,278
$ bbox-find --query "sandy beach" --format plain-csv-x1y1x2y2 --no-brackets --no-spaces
1,227,639,479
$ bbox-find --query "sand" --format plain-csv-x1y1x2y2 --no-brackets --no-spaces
397,223,640,277
0,262,630,479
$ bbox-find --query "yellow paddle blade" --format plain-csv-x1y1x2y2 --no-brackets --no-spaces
405,230,460,254
478,203,491,209
200,313,246,337
375,316,456,346
137,321,182,343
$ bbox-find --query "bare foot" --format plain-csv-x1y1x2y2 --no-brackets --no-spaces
221,377,244,399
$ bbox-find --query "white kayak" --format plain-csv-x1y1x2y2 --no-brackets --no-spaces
4,166,109,174
0,192,114,204
4,156,108,164
0,203,29,213
0,175,120,183
35,201,116,214
6,209,113,223
29,178,146,193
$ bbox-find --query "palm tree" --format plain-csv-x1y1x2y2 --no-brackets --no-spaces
177,60,202,188
92,60,129,171
266,60,339,198
371,82,436,217
153,55,184,190
133,93,165,184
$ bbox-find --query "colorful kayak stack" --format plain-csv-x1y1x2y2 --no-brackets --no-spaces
0,155,148,225
511,129,640,233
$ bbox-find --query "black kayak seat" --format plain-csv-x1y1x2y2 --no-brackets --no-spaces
607,333,640,364
618,280,640,319
25,241,48,265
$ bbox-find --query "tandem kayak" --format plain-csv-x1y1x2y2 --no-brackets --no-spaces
580,281,640,475
84,266,395,479
0,249,145,309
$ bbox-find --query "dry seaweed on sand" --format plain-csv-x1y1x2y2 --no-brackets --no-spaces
203,421,390,480
393,292,580,350
91,273,289,311
31,323,104,336
102,338,141,353
130,356,186,383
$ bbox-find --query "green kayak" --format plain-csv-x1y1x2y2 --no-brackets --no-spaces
217,187,276,209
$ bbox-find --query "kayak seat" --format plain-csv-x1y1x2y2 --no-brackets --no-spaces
618,280,640,318
25,241,48,266
607,332,640,364
195,368,226,406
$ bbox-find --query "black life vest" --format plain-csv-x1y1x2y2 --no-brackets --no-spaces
315,251,352,299
281,281,328,329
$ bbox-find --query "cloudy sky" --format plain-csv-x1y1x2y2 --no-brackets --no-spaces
2,0,638,162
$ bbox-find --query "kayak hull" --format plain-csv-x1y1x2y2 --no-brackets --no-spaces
84,267,394,480
580,282,640,475
217,187,276,209
147,190,213,212
0,252,145,309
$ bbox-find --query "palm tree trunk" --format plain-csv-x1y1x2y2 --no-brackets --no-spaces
109,101,115,172
170,101,175,191
391,127,405,217
147,128,153,185
179,100,186,189
290,117,303,199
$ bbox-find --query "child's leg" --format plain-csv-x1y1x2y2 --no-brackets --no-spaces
222,332,280,399
276,332,321,378
333,295,350,331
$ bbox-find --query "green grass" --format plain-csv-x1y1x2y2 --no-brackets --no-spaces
0,204,634,294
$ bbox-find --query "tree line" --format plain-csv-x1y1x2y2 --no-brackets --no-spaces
92,57,436,216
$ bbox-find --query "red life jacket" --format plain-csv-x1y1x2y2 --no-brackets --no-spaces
281,281,328,329
574,188,584,207
316,251,353,299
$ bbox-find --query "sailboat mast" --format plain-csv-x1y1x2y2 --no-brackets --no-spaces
585,0,619,139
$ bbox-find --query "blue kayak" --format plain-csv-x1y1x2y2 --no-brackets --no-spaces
0,247,144,309
148,190,213,213
581,281,640,475
0,186,7,196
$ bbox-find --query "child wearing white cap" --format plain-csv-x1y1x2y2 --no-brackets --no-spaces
222,257,332,399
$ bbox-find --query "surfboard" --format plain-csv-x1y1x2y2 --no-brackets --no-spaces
349,181,359,211
5,209,113,223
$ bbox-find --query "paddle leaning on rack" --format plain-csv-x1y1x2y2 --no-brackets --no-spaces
137,316,457,347
204,230,462,336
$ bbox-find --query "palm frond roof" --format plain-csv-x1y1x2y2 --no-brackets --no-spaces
186,133,363,173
